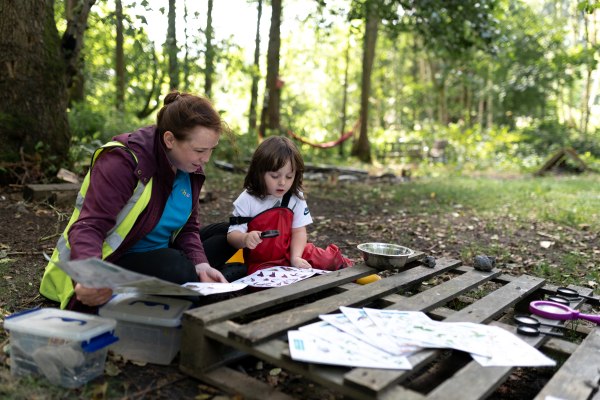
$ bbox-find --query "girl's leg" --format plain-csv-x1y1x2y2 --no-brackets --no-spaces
115,248,199,284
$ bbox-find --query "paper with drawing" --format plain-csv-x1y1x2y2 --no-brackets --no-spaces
288,307,556,369
232,266,329,288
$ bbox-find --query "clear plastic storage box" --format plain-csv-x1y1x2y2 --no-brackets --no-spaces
3,308,118,388
98,294,192,365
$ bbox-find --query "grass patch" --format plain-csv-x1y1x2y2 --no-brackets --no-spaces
391,174,600,230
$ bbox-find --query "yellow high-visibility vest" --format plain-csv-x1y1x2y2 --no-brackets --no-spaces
39,141,153,309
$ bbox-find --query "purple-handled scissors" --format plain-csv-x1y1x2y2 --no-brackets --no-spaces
529,300,600,325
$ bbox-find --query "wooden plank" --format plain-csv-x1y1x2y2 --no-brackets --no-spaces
180,320,248,375
344,274,545,396
229,258,461,345
185,263,377,326
541,337,579,356
197,326,382,400
202,366,297,400
534,328,600,400
22,183,80,204
189,253,425,327
384,268,501,312
425,321,546,400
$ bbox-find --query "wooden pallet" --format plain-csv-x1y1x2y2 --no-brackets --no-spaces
180,254,599,400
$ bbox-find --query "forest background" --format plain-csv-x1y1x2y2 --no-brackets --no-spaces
1,1,600,398
1,0,600,179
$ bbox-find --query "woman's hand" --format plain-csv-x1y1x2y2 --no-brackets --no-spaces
74,283,113,306
195,263,228,283
243,231,263,249
291,256,311,269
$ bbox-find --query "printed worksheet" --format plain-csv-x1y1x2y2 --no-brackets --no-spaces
363,308,496,357
289,321,411,369
470,325,556,367
232,266,330,288
340,306,423,356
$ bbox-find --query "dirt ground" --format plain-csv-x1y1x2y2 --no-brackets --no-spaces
0,169,598,399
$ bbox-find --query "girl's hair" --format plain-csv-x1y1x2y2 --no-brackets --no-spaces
244,136,304,199
156,91,226,141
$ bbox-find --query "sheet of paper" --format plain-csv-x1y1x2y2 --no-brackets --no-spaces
181,282,248,295
232,266,329,288
299,320,412,369
339,306,422,356
470,325,556,367
320,313,421,357
289,322,411,370
48,256,200,296
364,308,496,357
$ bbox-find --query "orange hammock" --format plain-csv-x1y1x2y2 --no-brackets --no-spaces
259,120,359,149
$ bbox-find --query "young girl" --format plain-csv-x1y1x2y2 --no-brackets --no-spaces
227,136,353,275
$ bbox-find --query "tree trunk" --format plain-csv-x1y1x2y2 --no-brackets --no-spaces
339,28,351,157
65,0,86,104
248,0,263,134
259,0,282,135
182,2,190,91
115,0,125,112
167,0,179,90
580,11,593,138
0,0,73,179
204,0,215,98
486,67,493,130
352,1,378,163
136,47,164,119
62,0,94,92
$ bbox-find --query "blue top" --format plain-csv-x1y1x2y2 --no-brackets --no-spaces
128,170,192,252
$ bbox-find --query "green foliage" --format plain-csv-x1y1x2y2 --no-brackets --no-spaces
68,102,106,140
45,0,600,177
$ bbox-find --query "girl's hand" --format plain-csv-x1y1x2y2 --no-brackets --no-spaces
244,231,263,249
74,283,113,306
195,263,228,283
291,256,311,269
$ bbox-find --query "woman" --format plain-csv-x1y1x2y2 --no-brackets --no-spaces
40,91,235,311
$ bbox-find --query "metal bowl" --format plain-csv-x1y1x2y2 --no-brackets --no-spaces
357,242,414,270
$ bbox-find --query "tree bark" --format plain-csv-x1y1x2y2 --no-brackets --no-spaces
339,28,351,157
352,0,378,163
115,0,125,111
0,0,72,177
65,0,87,104
167,0,179,90
248,0,263,133
259,0,282,135
182,2,190,90
204,0,215,98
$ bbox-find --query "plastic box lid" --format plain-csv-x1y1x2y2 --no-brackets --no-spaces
98,294,192,327
4,308,117,343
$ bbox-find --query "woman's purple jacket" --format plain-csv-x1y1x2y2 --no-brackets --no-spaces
67,126,209,266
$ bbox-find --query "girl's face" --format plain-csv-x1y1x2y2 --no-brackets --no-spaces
164,126,219,173
264,160,295,198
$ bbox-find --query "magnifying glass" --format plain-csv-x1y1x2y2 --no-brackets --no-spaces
513,314,568,330
545,295,571,306
516,325,564,338
529,300,600,325
556,287,598,302
260,230,280,239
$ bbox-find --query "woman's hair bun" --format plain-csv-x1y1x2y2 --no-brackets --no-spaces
163,91,182,105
